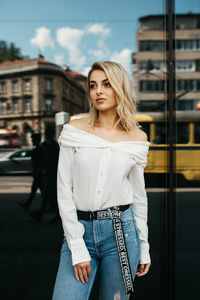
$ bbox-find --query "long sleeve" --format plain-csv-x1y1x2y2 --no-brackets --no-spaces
57,144,91,266
128,162,151,264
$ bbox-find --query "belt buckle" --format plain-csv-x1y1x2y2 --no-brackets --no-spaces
89,211,95,221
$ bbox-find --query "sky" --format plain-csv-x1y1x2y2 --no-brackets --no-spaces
0,0,199,76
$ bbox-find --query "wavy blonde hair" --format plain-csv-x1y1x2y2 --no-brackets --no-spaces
86,61,138,131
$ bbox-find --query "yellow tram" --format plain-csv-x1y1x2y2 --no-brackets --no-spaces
136,111,200,182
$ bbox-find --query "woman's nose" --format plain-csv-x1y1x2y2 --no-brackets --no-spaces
96,85,103,94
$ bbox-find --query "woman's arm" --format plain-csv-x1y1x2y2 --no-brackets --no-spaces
57,144,91,266
128,162,151,265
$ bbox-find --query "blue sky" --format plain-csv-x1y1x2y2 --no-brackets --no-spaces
0,0,199,75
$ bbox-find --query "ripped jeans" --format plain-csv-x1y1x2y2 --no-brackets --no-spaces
52,206,140,300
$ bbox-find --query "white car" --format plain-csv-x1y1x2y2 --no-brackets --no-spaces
0,149,32,174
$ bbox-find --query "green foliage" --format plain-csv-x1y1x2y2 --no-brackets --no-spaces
0,40,28,63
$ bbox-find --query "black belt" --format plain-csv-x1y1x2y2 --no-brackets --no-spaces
77,204,134,294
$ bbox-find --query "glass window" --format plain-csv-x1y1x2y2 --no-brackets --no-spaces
24,79,31,92
197,40,200,50
176,122,189,144
197,80,200,91
139,80,165,92
45,99,52,112
154,122,166,144
11,150,31,159
176,39,196,51
176,100,194,110
176,60,194,71
0,101,7,114
45,79,53,91
176,80,195,92
13,100,18,113
139,40,165,51
12,81,18,93
0,82,6,94
194,123,200,143
25,98,31,113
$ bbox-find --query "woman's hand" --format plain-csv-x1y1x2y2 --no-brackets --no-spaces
136,263,151,277
73,261,91,284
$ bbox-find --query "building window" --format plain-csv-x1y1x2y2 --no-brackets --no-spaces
24,98,31,113
0,82,7,94
139,80,165,92
197,80,200,91
139,40,165,52
176,39,200,51
138,100,165,112
13,99,18,113
176,60,194,72
45,79,53,91
176,100,195,111
12,81,18,93
24,79,31,92
45,99,52,112
0,101,7,114
176,80,195,92
197,40,200,50
139,61,165,72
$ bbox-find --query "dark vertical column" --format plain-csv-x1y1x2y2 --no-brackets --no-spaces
165,0,176,300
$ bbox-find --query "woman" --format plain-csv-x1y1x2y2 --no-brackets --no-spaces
52,61,151,300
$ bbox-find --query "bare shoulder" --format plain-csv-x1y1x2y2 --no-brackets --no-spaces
129,127,148,142
68,117,90,131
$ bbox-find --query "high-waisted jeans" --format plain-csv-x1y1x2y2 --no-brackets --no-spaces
52,206,141,300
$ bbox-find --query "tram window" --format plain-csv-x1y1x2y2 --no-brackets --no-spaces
194,123,200,143
176,122,189,144
154,123,166,144
139,122,150,140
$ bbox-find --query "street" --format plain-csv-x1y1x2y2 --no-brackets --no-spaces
0,176,200,300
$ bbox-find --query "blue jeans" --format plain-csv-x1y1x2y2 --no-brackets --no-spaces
52,206,141,300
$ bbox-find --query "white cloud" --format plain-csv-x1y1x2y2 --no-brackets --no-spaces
82,66,91,76
54,54,65,66
88,49,107,60
56,27,86,68
30,27,54,51
86,23,110,37
110,48,132,72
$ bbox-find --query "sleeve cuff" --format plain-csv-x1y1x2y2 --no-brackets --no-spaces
69,238,91,266
140,241,151,264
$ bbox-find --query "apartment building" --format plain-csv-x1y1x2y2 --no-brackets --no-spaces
0,57,88,144
133,13,200,111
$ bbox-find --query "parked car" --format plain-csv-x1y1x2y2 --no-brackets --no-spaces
0,148,33,174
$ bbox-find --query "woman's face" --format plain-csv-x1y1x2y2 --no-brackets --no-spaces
89,70,117,112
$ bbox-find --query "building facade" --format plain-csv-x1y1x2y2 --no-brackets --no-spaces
133,13,200,111
0,57,89,144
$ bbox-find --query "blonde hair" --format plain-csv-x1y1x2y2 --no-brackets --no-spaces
86,61,138,131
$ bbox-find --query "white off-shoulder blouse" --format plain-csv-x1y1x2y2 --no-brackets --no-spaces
57,123,151,266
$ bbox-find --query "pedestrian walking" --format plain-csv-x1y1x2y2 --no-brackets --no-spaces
18,133,44,210
52,61,151,300
29,125,59,221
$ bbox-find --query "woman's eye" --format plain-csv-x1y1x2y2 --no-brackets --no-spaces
89,84,96,89
104,82,111,87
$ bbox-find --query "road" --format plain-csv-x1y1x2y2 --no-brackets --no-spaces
0,176,200,300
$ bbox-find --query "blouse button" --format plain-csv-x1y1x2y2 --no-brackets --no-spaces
97,190,101,194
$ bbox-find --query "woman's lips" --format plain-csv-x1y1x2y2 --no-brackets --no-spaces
96,98,106,103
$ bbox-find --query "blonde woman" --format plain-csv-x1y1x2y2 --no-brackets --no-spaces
52,61,151,300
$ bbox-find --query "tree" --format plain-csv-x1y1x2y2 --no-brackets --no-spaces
0,41,28,63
